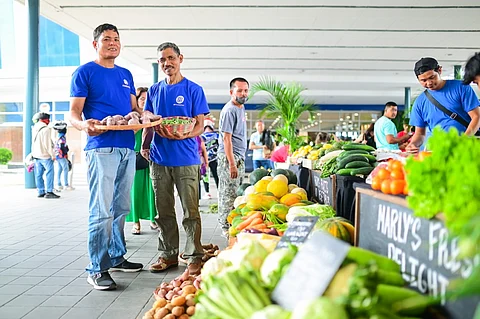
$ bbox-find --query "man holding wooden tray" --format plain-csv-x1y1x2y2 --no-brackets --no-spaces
69,23,144,291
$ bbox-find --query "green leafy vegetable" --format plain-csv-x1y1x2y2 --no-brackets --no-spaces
250,305,291,319
260,245,298,290
291,297,349,319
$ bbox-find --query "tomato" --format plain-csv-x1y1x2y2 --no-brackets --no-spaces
381,179,392,194
403,183,409,196
390,180,406,195
377,168,391,181
390,169,405,181
371,176,382,191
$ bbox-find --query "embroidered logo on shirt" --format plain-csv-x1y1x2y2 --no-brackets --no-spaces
122,79,130,89
174,95,185,106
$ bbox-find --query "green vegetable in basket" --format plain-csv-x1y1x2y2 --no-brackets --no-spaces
162,117,192,125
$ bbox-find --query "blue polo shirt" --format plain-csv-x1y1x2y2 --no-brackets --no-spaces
410,80,479,133
144,78,210,166
70,61,136,150
374,116,399,151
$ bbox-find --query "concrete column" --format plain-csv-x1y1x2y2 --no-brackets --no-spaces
152,62,158,84
24,0,40,188
404,87,411,118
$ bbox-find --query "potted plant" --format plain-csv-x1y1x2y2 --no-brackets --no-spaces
250,76,315,152
0,148,13,169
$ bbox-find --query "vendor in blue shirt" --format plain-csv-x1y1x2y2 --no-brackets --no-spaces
69,23,144,291
141,42,209,276
464,52,480,92
374,101,412,151
407,57,480,153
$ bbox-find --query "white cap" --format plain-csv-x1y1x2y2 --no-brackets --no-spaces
204,119,215,129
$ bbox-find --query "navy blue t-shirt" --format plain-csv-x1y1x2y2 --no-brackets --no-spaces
70,61,136,150
144,77,210,167
410,80,480,133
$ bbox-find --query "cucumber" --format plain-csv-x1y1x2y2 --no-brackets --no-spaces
345,161,372,169
350,166,374,176
336,168,354,176
342,143,376,152
363,153,377,163
337,149,370,159
337,154,369,169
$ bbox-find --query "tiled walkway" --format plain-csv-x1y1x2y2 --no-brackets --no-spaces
0,165,225,319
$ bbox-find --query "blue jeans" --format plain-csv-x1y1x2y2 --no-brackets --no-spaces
85,147,135,275
253,159,274,170
34,158,54,195
56,158,69,187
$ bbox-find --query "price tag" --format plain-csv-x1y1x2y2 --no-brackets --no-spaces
272,231,350,311
276,216,319,249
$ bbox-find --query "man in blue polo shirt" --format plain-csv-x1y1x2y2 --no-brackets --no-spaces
464,52,480,90
407,57,480,153
141,42,209,276
70,23,143,291
374,101,412,151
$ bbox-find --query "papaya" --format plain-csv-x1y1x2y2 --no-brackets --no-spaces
245,193,279,211
268,204,289,221
279,193,302,206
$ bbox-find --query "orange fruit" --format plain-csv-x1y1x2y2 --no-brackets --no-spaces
377,168,391,181
390,169,405,181
403,183,409,196
388,160,404,171
390,180,406,195
371,176,382,190
381,179,392,194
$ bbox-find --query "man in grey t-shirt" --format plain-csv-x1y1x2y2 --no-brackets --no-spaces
217,77,248,235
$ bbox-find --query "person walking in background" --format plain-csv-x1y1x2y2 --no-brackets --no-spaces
31,112,60,199
201,119,219,191
374,102,411,150
196,135,209,199
54,124,74,191
354,123,376,148
217,77,249,237
397,120,412,151
127,87,158,235
141,42,209,275
463,52,480,90
249,120,275,170
69,23,143,291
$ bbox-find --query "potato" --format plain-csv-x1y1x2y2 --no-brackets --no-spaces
186,297,195,307
172,279,182,288
180,280,193,288
173,287,181,294
153,298,167,309
160,282,168,289
185,293,195,300
171,295,186,307
142,314,154,319
164,303,174,311
154,308,169,319
178,314,190,319
186,305,196,316
163,315,175,319
171,306,184,317
128,118,140,125
165,290,175,300
182,285,196,296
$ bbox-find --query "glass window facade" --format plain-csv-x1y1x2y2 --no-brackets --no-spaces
39,17,80,67
0,101,69,124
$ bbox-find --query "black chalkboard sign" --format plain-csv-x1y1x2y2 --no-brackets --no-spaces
311,171,333,206
276,216,319,249
355,187,480,319
272,231,351,311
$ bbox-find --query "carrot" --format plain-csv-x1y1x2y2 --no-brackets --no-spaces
265,221,274,226
277,230,285,236
236,213,262,230
247,223,268,230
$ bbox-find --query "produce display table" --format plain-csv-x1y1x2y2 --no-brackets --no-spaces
354,185,480,319
309,170,336,209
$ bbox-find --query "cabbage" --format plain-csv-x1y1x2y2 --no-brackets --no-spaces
222,240,269,271
250,305,291,319
202,255,232,280
286,204,336,231
291,298,348,319
260,246,298,290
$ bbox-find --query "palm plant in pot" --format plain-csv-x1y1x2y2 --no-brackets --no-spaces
250,76,315,152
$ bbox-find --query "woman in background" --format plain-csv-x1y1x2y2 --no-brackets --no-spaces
127,87,157,234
